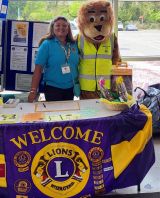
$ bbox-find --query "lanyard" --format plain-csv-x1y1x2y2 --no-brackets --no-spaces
60,43,71,63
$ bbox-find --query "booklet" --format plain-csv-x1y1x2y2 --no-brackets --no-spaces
0,114,18,124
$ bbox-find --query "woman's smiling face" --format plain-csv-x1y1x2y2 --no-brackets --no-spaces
53,19,69,40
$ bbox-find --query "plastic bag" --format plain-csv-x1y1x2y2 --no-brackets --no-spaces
134,85,160,126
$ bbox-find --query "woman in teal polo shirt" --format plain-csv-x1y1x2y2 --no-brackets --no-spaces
28,16,79,102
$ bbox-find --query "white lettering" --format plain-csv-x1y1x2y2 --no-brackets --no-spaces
54,161,69,178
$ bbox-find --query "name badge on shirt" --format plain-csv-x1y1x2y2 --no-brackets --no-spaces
61,64,70,74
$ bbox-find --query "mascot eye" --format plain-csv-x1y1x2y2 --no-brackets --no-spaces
89,16,95,23
100,15,105,22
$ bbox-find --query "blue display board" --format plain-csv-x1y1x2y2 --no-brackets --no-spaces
4,19,49,92
0,20,5,75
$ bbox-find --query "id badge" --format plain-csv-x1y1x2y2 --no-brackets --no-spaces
61,64,70,74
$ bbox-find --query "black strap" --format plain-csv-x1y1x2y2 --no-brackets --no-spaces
134,87,150,98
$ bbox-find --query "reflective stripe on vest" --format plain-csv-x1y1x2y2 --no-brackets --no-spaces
79,74,110,80
78,34,114,91
83,54,112,59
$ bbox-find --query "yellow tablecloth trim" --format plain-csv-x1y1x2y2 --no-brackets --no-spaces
111,104,152,178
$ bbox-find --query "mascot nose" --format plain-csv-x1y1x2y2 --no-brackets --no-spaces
94,25,102,32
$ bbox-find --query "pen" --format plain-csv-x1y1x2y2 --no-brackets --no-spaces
60,115,63,120
49,116,51,121
43,103,46,108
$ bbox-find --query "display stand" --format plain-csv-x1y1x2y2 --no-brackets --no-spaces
4,19,49,92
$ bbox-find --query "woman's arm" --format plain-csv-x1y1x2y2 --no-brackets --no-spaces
28,65,43,103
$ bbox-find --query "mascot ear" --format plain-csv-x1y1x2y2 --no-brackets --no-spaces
107,3,114,26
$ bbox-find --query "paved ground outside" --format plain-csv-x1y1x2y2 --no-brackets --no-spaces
130,61,160,91
118,30,160,57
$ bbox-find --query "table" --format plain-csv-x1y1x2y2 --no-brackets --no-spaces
0,99,155,198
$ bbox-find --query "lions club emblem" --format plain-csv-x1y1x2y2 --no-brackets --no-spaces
31,143,90,197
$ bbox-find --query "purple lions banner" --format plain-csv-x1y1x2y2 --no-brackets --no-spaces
2,105,155,197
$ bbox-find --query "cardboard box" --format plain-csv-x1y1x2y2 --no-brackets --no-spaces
111,62,133,95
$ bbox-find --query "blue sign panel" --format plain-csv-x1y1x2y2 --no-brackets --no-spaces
0,0,8,19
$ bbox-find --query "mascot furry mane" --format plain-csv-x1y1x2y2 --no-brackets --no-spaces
77,0,114,43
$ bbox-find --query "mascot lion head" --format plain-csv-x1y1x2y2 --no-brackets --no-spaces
77,0,114,44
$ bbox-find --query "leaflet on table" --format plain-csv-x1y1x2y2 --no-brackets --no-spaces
21,112,81,123
21,112,44,123
0,114,18,124
45,113,81,121
80,108,99,118
45,115,62,121
60,114,81,120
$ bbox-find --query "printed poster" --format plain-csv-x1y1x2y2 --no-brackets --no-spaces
31,47,38,72
15,73,32,91
10,46,28,71
32,23,49,47
11,21,29,46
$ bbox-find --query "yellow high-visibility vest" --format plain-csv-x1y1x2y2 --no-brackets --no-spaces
78,34,114,91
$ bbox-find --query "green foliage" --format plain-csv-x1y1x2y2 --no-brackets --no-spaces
118,2,160,29
118,2,133,23
150,11,160,23
7,0,26,19
7,0,82,21
68,2,82,19
7,0,160,29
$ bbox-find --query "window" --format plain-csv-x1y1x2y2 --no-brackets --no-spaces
116,0,160,89
117,0,160,60
7,0,160,89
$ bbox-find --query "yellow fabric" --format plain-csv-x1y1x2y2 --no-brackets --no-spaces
0,154,7,187
0,97,3,105
111,105,152,178
78,35,112,91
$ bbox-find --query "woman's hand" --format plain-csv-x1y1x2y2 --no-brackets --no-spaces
28,65,42,103
28,90,37,103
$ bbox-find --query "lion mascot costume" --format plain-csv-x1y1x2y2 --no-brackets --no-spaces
77,0,121,99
